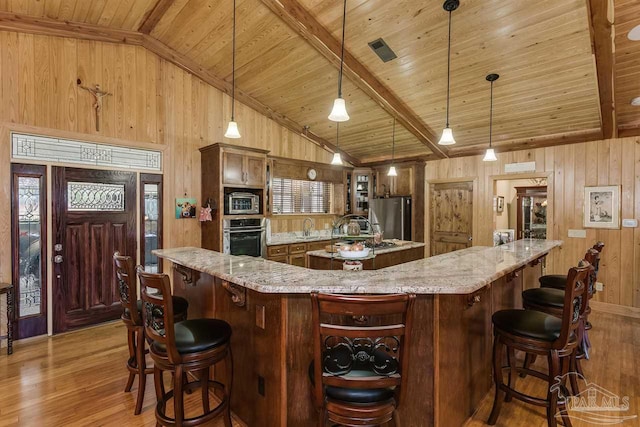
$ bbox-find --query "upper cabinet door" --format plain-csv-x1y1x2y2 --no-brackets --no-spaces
222,152,245,185
394,166,413,196
245,155,266,187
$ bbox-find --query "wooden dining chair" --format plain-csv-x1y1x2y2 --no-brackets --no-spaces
113,252,188,415
310,292,415,427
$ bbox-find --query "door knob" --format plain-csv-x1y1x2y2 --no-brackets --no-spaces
468,236,473,241
54,255,63,264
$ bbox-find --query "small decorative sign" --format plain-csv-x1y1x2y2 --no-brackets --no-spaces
583,186,620,229
175,198,197,219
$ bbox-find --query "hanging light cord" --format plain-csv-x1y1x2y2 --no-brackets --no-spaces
489,80,494,148
445,8,452,128
231,0,236,120
337,0,347,98
391,118,396,163
336,123,340,151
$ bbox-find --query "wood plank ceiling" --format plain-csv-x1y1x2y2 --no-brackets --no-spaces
0,0,638,164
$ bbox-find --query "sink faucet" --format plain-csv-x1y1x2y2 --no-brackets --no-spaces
303,217,313,237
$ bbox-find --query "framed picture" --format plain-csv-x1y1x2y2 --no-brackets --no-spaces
583,185,620,229
175,197,197,219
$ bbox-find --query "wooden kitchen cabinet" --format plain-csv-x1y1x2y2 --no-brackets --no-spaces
266,240,331,268
222,149,266,188
374,165,413,197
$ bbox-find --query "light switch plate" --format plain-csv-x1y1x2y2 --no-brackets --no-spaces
622,219,638,228
568,229,587,238
595,282,604,292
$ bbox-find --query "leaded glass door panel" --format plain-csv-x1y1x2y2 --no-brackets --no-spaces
11,164,47,339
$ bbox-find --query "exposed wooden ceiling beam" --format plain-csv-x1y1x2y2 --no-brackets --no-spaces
138,0,176,34
445,129,603,158
586,0,617,139
0,11,360,166
260,0,449,159
618,127,640,138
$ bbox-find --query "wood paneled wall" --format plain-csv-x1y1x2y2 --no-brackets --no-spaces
424,137,640,308
0,31,331,290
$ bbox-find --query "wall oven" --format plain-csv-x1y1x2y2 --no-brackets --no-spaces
226,192,260,215
223,218,266,257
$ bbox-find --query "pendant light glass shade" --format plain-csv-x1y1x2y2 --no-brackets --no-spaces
224,121,241,139
482,148,497,162
225,0,240,139
438,127,456,145
438,0,459,145
482,73,500,162
331,152,343,165
331,123,343,165
329,0,349,122
328,98,350,122
388,117,397,176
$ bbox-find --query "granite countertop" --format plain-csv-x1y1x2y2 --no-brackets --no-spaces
267,232,333,246
306,241,426,260
154,239,562,295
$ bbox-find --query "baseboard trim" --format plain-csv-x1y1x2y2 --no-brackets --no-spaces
590,300,640,319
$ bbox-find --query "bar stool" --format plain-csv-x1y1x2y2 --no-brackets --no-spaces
113,252,189,415
309,292,415,427
522,247,600,379
489,261,592,427
137,267,233,427
540,242,603,333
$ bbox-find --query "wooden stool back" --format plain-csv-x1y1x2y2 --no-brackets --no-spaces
554,261,592,351
113,251,140,326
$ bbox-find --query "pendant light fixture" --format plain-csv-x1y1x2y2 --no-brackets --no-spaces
388,118,397,176
328,0,350,122
224,0,241,139
438,0,460,146
483,73,499,162
331,123,343,165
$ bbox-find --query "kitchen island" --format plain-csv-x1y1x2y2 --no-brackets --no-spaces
155,239,561,427
306,240,425,270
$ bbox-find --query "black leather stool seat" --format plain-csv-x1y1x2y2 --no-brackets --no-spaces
492,309,562,342
124,296,189,324
539,274,568,290
308,362,395,404
152,319,231,355
522,288,565,309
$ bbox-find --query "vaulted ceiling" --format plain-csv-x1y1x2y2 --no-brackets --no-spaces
0,0,639,165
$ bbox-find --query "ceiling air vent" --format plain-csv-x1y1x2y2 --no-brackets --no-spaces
368,38,397,63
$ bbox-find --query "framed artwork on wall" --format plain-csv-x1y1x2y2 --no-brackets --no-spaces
583,185,620,229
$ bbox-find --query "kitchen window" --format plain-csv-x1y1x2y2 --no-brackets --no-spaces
272,178,331,214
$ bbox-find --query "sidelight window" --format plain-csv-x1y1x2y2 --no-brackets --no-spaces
140,174,163,273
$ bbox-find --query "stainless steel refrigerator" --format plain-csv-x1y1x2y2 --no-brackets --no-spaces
368,197,412,240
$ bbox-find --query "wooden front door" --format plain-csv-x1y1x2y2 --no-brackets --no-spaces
430,182,473,256
52,167,136,333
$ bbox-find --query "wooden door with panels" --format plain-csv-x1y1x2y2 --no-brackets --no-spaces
430,181,473,256
52,167,137,333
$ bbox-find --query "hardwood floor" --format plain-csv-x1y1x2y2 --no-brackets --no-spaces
467,311,640,427
0,311,638,426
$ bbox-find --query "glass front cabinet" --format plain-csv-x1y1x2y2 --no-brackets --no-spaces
515,186,547,239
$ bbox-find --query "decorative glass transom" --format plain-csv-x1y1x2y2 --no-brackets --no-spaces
67,182,125,211
11,132,162,171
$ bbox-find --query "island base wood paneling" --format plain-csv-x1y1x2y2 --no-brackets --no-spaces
168,259,543,426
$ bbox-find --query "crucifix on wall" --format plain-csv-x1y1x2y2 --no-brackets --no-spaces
78,81,112,131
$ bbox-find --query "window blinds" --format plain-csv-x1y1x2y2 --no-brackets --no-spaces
272,178,331,214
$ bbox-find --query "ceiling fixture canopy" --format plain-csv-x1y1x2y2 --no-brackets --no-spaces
224,0,240,139
328,0,350,122
483,73,499,162
628,24,640,41
438,0,460,146
331,124,343,165
388,118,397,176
631,96,640,106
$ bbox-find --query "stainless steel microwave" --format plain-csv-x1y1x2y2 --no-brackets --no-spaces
227,192,260,215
